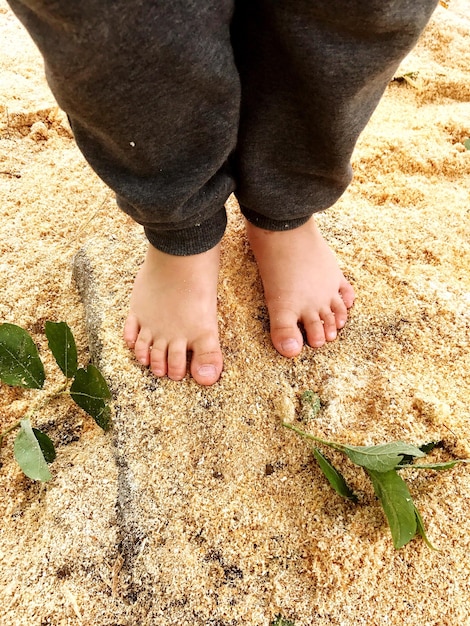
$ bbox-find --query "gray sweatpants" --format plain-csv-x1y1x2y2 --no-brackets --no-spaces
8,0,438,255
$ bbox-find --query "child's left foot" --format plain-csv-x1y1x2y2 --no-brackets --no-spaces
245,216,355,356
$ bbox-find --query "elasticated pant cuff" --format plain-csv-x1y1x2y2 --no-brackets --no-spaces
144,206,227,256
240,205,311,232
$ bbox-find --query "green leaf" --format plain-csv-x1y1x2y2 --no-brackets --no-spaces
0,323,45,389
32,428,56,463
342,441,426,472
367,469,417,549
282,424,426,472
14,419,52,481
464,138,470,150
45,321,78,379
313,448,357,501
414,504,438,550
70,364,111,431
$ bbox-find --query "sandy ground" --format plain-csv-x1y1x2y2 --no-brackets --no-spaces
1,2,469,625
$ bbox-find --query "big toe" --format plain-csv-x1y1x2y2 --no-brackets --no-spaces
190,335,223,386
270,310,304,357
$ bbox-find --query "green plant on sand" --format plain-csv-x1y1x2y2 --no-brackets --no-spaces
0,321,111,481
283,397,470,550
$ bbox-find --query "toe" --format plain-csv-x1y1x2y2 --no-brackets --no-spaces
304,316,326,348
269,310,304,357
167,340,188,381
321,310,338,342
340,278,356,309
150,339,167,377
190,335,223,386
123,314,139,349
331,296,348,330
134,329,153,366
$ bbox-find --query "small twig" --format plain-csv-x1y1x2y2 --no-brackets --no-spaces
0,170,21,178
443,423,458,438
62,584,83,623
67,192,111,247
0,382,69,446
111,553,124,597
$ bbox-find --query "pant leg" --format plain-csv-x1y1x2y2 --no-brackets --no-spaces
231,0,439,230
7,0,239,254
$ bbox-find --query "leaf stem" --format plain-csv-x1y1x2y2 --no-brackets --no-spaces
396,460,470,471
0,419,22,447
281,422,345,452
0,382,69,446
25,382,70,419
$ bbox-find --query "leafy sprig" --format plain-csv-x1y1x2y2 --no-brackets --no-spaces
283,420,469,549
0,322,111,481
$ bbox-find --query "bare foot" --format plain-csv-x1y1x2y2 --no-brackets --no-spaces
123,244,223,385
245,217,355,356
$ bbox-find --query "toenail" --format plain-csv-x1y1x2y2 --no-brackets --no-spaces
197,364,217,377
281,338,300,352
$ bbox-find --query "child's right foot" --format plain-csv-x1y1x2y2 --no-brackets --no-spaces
123,243,223,385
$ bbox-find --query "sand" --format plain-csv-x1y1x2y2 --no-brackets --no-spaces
1,1,469,625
